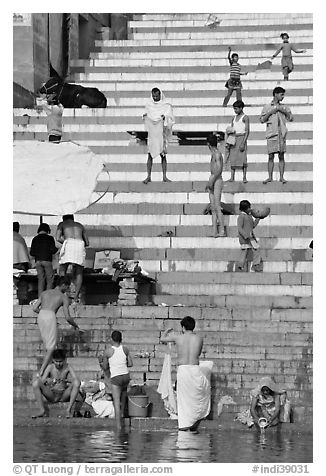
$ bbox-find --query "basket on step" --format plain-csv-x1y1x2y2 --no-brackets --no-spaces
128,395,150,417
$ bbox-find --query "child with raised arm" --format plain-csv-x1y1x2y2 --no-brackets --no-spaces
32,349,85,418
271,33,306,81
205,133,226,237
237,200,263,272
223,47,248,107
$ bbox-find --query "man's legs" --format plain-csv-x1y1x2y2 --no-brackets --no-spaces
238,248,249,271
111,384,123,429
60,379,82,418
59,263,69,276
35,261,46,297
143,153,153,184
32,376,55,417
213,179,225,236
39,346,55,377
243,165,248,183
43,261,54,290
278,152,287,183
223,87,234,107
263,153,275,183
236,88,242,101
228,167,236,182
161,153,171,182
120,386,128,418
251,247,263,271
74,265,83,302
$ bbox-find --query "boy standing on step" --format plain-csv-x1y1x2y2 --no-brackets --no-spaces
237,200,263,272
271,33,306,81
260,87,293,184
223,47,248,107
205,133,226,237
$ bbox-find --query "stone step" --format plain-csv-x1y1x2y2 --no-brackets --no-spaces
18,213,313,227
128,29,312,40
13,104,313,118
74,70,313,81
70,63,313,74
84,191,313,205
13,121,313,133
94,41,312,54
95,36,313,47
14,90,314,105
96,171,313,182
22,235,312,250
90,50,313,60
128,18,312,28
17,222,313,238
150,294,312,308
132,13,312,21
57,79,314,91
78,56,313,67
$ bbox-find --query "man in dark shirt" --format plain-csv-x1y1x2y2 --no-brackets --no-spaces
30,223,58,297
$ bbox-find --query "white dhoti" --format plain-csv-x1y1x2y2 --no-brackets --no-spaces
177,364,211,429
37,310,57,350
59,238,86,266
144,116,164,159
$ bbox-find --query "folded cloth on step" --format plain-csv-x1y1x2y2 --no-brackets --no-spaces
257,60,272,70
81,381,115,418
157,353,177,418
59,238,86,266
177,363,212,429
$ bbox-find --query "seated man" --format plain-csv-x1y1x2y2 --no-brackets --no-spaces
32,349,85,419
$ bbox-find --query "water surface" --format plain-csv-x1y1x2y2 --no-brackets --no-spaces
14,426,312,463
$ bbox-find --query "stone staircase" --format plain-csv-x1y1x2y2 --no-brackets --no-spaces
13,13,313,421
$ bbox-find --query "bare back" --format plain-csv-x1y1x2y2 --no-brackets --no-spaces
176,333,203,365
40,288,65,313
57,219,84,241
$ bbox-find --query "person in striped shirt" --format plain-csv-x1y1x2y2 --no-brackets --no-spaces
223,47,248,107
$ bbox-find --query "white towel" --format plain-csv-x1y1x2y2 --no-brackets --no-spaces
157,353,178,418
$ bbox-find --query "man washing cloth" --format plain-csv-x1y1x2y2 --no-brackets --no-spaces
143,87,175,184
160,316,211,432
56,215,89,303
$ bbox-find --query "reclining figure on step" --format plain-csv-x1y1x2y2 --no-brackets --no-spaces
32,348,85,419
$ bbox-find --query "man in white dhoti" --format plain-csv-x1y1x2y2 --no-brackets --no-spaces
56,215,89,303
160,316,211,432
142,87,175,184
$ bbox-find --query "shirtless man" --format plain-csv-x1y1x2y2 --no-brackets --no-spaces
205,133,226,237
160,316,211,432
32,276,80,376
56,214,89,303
32,348,85,418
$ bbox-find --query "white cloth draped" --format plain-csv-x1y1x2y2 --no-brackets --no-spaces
144,89,175,158
14,141,104,216
157,353,178,419
177,361,213,429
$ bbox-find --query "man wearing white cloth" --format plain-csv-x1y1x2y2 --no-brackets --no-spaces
160,316,211,432
56,215,89,303
142,87,175,184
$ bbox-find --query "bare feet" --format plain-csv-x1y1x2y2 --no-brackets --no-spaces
163,177,172,182
279,178,287,184
243,178,248,183
65,410,72,419
31,410,48,419
143,177,151,184
263,178,272,184
227,178,234,182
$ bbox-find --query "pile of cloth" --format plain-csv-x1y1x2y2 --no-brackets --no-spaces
80,380,115,418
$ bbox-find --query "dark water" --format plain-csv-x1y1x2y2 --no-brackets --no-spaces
13,426,312,463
